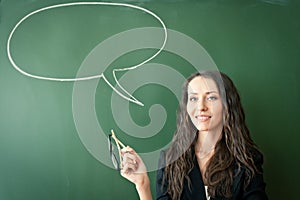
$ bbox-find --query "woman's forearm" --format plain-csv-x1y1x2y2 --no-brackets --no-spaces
136,175,153,200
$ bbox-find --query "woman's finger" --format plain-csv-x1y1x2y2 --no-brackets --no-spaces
122,153,138,170
121,161,138,174
123,152,137,163
121,146,135,155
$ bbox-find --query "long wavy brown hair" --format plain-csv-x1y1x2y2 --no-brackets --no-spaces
164,70,262,199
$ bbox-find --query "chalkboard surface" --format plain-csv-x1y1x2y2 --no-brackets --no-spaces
1,0,299,199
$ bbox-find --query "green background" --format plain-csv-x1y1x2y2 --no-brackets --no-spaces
1,0,299,199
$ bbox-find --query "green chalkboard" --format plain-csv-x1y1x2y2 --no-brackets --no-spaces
1,0,299,199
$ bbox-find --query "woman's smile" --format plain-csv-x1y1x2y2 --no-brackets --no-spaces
195,114,212,122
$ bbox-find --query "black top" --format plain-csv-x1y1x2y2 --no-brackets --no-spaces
156,150,268,200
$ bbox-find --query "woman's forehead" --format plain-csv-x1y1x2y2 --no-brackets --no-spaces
187,76,218,94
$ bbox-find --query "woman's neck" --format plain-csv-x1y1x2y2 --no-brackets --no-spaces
195,129,222,156
195,129,222,184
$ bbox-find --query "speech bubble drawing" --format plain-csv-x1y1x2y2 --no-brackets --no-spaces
6,2,167,106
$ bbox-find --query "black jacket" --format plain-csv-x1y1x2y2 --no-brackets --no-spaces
156,150,268,200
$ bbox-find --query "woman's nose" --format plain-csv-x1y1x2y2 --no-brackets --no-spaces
197,98,208,111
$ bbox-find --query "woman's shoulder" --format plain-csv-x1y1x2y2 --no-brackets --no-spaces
234,147,265,176
156,150,171,200
157,149,167,170
232,148,268,199
249,147,264,171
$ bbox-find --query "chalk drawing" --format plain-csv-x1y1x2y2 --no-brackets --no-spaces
7,2,167,106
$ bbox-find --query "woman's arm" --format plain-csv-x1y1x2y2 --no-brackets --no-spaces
242,172,268,200
121,146,153,200
242,151,268,200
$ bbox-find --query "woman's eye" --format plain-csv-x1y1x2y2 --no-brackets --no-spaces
207,96,217,101
189,97,197,102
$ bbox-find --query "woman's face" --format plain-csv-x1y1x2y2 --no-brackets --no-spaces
186,76,223,133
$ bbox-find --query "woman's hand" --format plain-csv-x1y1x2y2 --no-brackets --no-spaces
120,146,152,200
120,146,148,187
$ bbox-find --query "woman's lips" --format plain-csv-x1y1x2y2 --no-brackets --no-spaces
195,115,211,122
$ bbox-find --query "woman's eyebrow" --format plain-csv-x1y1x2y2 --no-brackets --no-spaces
188,92,198,95
188,91,218,95
206,91,218,94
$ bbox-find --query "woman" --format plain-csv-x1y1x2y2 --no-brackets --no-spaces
120,70,268,200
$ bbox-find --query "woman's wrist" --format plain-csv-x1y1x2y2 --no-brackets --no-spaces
136,175,152,200
135,173,150,191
